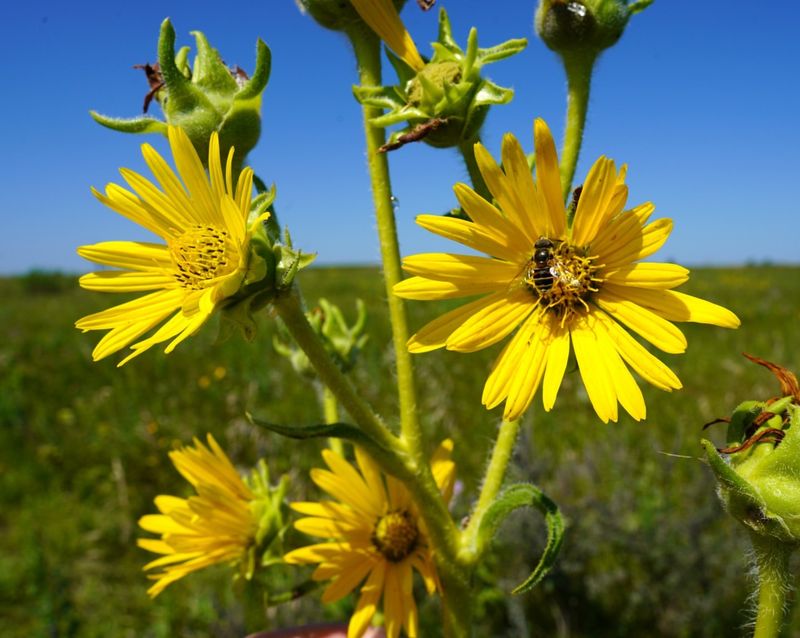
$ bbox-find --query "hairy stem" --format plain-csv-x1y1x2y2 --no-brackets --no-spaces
751,534,794,638
461,418,521,561
274,291,400,456
321,384,344,455
347,26,424,459
559,52,595,207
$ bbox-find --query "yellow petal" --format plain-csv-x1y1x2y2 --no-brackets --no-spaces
595,290,687,354
393,276,501,300
603,285,740,328
503,312,553,421
472,141,538,244
349,0,424,71
348,561,386,638
542,319,571,411
500,133,543,242
445,288,535,352
401,253,520,283
321,556,373,604
600,216,673,269
570,157,618,246
407,292,505,353
78,271,175,292
593,310,682,391
590,312,646,420
482,310,543,409
570,315,618,423
78,241,172,270
602,263,690,289
533,119,566,238
415,214,529,263
167,126,217,225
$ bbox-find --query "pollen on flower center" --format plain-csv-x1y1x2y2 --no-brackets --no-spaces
523,238,601,320
171,225,235,290
371,509,419,562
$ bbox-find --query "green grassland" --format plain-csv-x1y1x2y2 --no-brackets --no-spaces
2,265,799,637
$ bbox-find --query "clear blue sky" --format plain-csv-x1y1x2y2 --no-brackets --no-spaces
2,0,798,274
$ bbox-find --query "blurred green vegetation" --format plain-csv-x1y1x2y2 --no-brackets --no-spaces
1,265,799,637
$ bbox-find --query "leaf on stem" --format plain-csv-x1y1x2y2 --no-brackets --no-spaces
475,482,565,594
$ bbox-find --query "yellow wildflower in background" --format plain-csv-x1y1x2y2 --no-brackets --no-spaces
350,0,425,71
138,434,258,597
394,119,740,423
76,126,263,365
284,442,456,638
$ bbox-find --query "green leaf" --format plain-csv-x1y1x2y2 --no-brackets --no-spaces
628,0,655,16
476,483,565,595
370,109,425,128
158,19,202,111
247,414,392,463
89,111,168,135
262,579,322,607
477,38,528,65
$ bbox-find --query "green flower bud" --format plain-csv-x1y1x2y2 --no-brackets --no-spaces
535,0,652,57
353,8,526,150
219,188,316,342
243,461,291,578
91,19,270,172
703,354,800,544
274,298,369,378
295,0,406,34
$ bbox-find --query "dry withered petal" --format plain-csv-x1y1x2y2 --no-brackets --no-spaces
378,117,450,152
743,352,800,402
133,62,165,113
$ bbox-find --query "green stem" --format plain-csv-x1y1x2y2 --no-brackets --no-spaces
460,419,521,561
347,26,423,459
274,291,400,455
751,534,794,638
559,52,596,206
321,385,344,456
458,138,491,202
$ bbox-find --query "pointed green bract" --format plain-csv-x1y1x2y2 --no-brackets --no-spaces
353,8,526,149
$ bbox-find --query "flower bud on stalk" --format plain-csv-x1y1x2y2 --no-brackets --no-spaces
703,355,800,543
91,19,270,173
354,9,526,150
535,0,652,57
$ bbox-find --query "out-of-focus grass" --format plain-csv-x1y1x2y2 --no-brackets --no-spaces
1,265,798,637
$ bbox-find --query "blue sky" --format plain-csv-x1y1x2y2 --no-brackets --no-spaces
1,0,798,273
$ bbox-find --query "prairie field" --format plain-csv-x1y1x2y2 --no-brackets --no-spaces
2,265,799,638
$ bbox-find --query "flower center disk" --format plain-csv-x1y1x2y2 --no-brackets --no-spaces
523,238,600,319
171,225,235,290
371,509,419,562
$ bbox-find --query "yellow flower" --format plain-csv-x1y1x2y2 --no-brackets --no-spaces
137,434,259,597
76,126,264,365
350,0,425,71
394,119,740,423
284,442,456,638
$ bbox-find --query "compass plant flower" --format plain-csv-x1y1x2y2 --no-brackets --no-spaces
394,119,740,423
284,441,456,638
138,434,289,597
76,126,271,365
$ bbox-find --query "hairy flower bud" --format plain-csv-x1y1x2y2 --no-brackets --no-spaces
354,8,526,150
703,354,800,544
535,0,652,56
91,19,270,172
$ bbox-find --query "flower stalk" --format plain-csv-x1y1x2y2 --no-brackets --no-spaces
346,25,424,459
461,418,521,561
751,534,794,638
559,51,594,203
